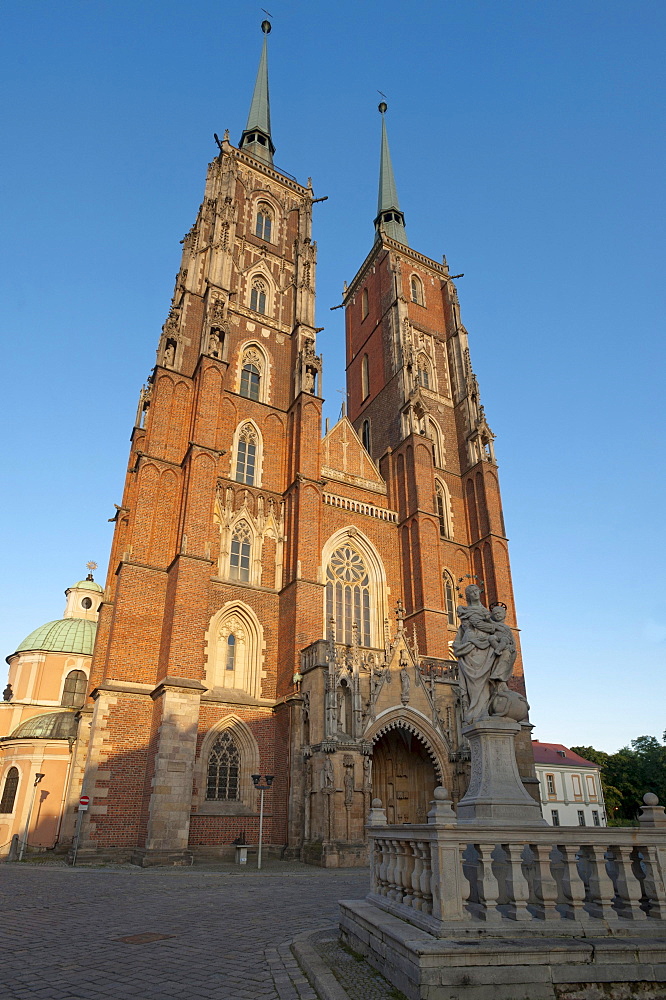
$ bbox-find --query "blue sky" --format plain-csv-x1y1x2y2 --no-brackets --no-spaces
1,1,664,753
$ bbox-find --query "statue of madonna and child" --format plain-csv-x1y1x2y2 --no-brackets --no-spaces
452,584,529,726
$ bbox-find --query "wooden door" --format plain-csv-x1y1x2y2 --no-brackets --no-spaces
372,729,436,824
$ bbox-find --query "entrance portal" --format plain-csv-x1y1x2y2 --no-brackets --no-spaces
372,728,437,824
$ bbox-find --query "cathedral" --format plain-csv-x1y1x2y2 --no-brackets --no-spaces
0,23,538,865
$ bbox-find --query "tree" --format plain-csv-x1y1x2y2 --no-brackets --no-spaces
572,734,666,823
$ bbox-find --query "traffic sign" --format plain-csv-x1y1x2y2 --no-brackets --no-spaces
79,795,89,811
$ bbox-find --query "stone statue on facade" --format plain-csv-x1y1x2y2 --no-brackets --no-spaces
453,585,526,724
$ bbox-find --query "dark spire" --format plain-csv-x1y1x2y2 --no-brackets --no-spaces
239,21,275,164
374,103,408,245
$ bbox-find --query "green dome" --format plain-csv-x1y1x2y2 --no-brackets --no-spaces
69,578,103,593
15,618,97,656
9,712,79,741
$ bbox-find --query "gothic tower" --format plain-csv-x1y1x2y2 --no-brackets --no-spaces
79,22,324,864
72,31,537,867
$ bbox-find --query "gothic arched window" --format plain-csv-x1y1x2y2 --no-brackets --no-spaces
240,364,261,401
255,204,273,242
417,354,431,390
206,732,240,800
362,419,371,453
250,278,267,315
361,354,370,400
411,275,424,305
226,634,236,672
435,480,452,540
235,423,258,485
61,670,87,708
361,288,369,320
443,571,456,626
230,522,252,582
0,767,19,814
325,545,371,647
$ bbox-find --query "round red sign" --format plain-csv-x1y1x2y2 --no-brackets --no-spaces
79,795,90,806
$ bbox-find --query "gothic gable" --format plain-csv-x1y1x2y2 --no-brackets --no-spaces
321,417,385,492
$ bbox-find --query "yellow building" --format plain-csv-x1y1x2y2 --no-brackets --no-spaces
0,575,101,855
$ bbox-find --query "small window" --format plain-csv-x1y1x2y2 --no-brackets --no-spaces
361,354,370,401
0,767,19,814
255,205,272,242
578,810,586,827
226,635,236,671
435,482,451,540
206,732,240,801
557,750,566,757
235,424,257,485
551,809,560,827
362,419,371,453
592,810,600,827
410,275,424,306
572,774,583,800
81,597,92,610
240,364,261,401
230,523,252,582
586,774,597,800
250,278,267,315
443,572,455,626
361,288,369,320
546,773,556,797
61,669,87,709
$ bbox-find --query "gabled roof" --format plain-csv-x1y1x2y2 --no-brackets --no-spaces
532,741,599,769
321,416,385,491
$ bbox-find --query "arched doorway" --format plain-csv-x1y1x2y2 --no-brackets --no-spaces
372,727,437,824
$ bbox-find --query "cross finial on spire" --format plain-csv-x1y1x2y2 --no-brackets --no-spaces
239,21,275,164
374,102,408,246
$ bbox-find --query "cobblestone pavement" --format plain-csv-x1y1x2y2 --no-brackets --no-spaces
0,861,373,1000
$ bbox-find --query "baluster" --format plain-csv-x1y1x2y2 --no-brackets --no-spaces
393,839,406,905
402,841,415,908
640,845,666,919
589,846,621,923
476,843,504,925
417,840,433,915
561,845,593,924
385,839,398,900
504,842,531,922
377,838,389,895
371,839,383,895
531,843,561,921
410,840,424,910
615,846,649,921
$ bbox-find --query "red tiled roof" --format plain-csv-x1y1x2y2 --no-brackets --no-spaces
532,741,599,769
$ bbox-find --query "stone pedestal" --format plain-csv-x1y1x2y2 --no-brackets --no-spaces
457,718,545,826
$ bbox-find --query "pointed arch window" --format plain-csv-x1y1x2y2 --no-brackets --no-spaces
411,275,424,306
230,522,252,582
325,545,371,647
0,767,19,814
240,364,261,401
206,731,240,800
235,423,258,485
435,480,452,540
417,354,431,390
443,571,456,626
226,634,236,672
361,288,369,320
361,354,370,401
250,278,267,315
255,204,273,242
362,419,371,453
61,669,87,708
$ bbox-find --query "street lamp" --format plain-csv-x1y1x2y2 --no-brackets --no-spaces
251,773,274,870
18,772,45,861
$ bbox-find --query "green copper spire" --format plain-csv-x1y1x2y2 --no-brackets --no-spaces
239,21,275,164
374,102,408,245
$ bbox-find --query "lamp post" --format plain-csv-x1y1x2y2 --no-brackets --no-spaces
251,773,274,870
18,772,45,861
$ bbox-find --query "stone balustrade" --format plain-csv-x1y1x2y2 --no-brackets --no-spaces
366,791,666,938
